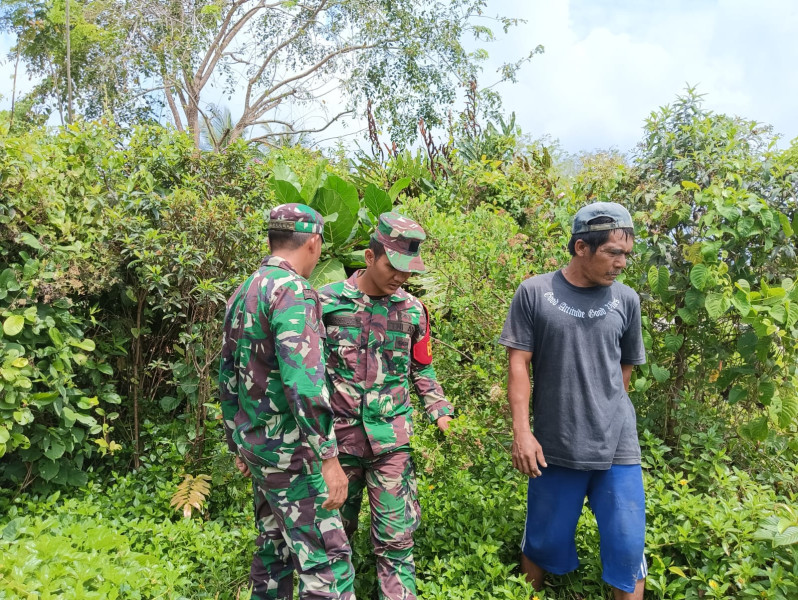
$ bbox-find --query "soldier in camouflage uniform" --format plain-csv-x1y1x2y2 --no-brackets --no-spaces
319,212,454,600
219,203,356,600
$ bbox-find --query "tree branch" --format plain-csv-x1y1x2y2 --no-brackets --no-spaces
248,109,352,142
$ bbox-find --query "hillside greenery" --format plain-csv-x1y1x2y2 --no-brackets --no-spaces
1,90,797,599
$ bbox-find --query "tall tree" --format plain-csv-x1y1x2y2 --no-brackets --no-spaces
120,0,525,147
1,0,152,124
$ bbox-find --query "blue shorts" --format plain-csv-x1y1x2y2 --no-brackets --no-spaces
522,464,647,593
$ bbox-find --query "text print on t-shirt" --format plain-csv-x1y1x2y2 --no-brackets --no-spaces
543,291,620,319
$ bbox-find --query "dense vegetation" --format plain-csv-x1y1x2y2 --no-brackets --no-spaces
1,90,797,599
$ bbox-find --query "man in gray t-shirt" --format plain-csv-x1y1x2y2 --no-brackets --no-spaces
499,202,647,600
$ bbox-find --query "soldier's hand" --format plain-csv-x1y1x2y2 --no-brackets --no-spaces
436,415,453,432
235,455,251,478
321,457,348,510
512,430,547,478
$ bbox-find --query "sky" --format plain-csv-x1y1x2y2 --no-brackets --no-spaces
1,0,796,155
478,0,798,154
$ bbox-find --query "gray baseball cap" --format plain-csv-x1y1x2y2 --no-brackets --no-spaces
572,202,633,234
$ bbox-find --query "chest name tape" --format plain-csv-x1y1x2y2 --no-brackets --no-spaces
322,307,434,364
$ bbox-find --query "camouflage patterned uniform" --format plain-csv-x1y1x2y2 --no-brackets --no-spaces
219,204,355,600
319,212,453,600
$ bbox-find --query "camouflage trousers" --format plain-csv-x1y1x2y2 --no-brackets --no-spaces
244,457,356,600
339,447,420,600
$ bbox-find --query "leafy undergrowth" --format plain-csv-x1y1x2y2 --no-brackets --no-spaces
1,419,796,599
0,462,254,600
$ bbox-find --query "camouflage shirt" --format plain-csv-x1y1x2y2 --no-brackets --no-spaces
219,255,338,474
319,272,453,457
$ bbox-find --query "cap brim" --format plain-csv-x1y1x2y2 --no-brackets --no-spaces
386,249,426,274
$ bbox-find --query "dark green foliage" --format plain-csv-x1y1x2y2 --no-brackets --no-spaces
1,90,797,598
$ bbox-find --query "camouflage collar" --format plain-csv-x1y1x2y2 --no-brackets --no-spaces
344,270,407,303
261,255,299,275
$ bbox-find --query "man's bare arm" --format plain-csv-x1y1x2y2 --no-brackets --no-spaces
622,363,634,391
507,348,547,477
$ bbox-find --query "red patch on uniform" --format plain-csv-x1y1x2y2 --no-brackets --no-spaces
412,303,433,365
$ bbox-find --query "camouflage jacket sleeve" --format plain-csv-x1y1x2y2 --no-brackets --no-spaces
270,281,339,461
410,304,454,423
219,284,244,453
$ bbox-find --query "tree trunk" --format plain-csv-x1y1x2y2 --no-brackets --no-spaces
65,0,73,123
131,291,146,469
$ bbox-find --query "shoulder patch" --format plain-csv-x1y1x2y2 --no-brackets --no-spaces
412,302,433,365
303,288,316,300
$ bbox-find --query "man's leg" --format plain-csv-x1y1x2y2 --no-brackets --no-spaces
613,578,645,600
365,448,420,600
338,453,367,540
520,553,546,591
587,464,646,600
251,477,295,600
248,462,356,600
521,465,591,591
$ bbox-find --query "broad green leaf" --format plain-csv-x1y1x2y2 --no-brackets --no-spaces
17,232,43,250
774,526,798,547
309,258,346,289
779,213,794,237
388,177,411,201
271,179,303,204
705,292,730,319
70,338,96,352
66,469,88,487
44,439,66,460
728,386,746,405
311,186,359,247
777,394,798,429
684,288,705,311
323,175,359,209
13,409,33,425
668,566,688,578
272,160,301,190
96,363,113,375
159,396,181,412
3,315,25,336
663,333,684,352
38,459,60,481
63,406,78,424
656,266,670,295
0,269,20,292
731,290,751,316
300,161,328,203
677,307,697,325
680,181,700,191
364,183,392,218
739,416,768,442
758,379,775,404
768,303,786,324
737,331,758,356
651,364,670,383
735,279,751,294
0,427,9,444
1,517,23,541
787,302,798,328
689,264,709,291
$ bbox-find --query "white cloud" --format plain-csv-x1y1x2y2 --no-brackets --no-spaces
2,0,796,153
480,0,798,153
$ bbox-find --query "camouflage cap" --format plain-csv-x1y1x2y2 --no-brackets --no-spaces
373,211,426,273
268,203,325,237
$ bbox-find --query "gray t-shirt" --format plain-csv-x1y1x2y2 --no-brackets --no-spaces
499,270,646,470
